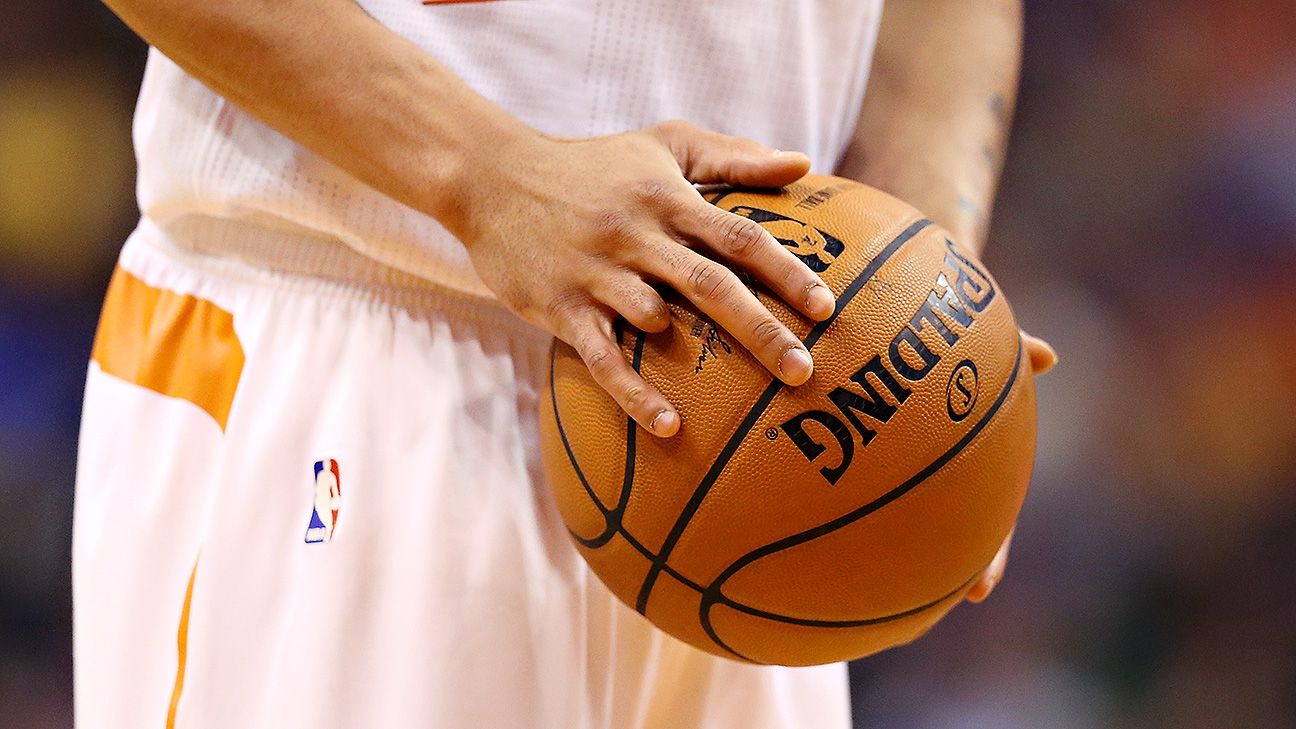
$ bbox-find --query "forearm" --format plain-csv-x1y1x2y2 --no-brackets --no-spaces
837,0,1022,253
102,0,528,231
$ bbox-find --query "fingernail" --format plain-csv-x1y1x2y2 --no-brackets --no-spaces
774,149,810,161
649,410,679,437
778,347,813,385
805,284,835,320
966,577,995,604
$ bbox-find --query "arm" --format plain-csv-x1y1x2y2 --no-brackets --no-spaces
840,0,1055,601
103,0,838,436
837,0,1022,254
105,0,514,228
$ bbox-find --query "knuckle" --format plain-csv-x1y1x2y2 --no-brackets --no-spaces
686,260,732,302
654,119,692,137
622,383,649,412
717,214,766,258
750,316,786,349
595,209,635,240
615,231,654,262
543,290,584,325
629,179,676,209
582,343,618,378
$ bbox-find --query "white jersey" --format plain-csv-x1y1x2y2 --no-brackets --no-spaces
133,0,884,297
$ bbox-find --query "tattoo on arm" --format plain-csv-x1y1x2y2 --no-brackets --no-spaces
959,194,985,226
982,92,1010,171
960,92,1012,244
989,92,1008,122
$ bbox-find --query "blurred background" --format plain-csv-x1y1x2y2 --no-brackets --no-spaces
0,0,1293,727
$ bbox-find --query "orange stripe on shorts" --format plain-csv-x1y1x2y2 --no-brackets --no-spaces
166,557,199,729
91,267,245,431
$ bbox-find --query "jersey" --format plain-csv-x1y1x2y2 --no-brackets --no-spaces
132,0,884,297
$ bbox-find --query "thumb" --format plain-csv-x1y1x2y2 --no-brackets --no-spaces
648,120,811,187
966,528,1014,604
1021,331,1058,376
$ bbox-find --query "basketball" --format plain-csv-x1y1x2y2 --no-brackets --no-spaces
539,174,1037,666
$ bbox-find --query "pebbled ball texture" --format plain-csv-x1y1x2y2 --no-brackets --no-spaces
540,175,1037,666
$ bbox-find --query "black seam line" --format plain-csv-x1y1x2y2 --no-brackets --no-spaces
722,571,982,629
707,189,736,206
616,331,646,517
633,218,934,616
700,571,985,663
558,326,716,592
707,341,1024,594
569,524,709,592
697,340,1025,657
564,332,647,549
550,347,613,523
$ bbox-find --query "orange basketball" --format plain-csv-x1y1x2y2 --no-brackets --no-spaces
539,175,1037,666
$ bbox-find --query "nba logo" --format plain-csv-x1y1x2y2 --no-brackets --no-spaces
305,459,342,544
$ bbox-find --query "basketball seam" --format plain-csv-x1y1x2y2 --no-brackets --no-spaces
549,350,613,522
554,331,646,548
552,332,713,590
717,571,981,629
698,340,1025,660
633,217,934,615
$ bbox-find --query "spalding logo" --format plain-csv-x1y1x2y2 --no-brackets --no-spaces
946,360,979,422
778,240,996,485
731,206,844,272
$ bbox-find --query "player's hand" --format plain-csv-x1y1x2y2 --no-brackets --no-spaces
966,331,1057,603
456,121,835,438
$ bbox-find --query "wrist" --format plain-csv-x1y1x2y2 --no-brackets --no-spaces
434,117,552,245
419,106,541,242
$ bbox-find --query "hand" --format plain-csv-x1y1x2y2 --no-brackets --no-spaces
966,331,1057,603
455,121,837,438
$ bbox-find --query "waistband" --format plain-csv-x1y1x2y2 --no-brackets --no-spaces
123,215,545,338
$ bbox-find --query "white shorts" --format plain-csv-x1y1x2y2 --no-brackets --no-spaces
73,220,849,729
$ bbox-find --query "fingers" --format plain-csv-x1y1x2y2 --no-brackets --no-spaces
563,309,680,438
591,276,672,334
648,120,811,188
645,244,814,386
966,529,1014,604
1021,331,1058,376
673,199,835,321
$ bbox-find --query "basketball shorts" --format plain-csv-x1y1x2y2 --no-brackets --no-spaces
73,219,850,728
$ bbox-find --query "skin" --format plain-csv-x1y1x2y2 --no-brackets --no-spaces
840,0,1056,601
101,0,1053,600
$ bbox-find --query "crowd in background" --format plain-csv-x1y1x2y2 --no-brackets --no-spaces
1,1,1293,727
